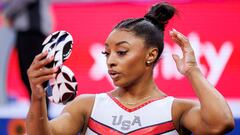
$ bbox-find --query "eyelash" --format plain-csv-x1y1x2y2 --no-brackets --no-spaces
101,51,110,56
117,51,127,56
101,51,128,57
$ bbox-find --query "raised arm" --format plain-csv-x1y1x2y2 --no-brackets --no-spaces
169,29,235,134
26,52,93,135
26,52,57,135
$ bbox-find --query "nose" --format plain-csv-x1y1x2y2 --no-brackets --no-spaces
107,53,117,68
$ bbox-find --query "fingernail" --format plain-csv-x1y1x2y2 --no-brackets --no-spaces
169,30,173,35
177,33,181,38
54,66,58,71
49,55,54,60
52,73,56,78
172,28,177,32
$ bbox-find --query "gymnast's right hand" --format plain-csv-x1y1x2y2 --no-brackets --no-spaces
27,51,58,101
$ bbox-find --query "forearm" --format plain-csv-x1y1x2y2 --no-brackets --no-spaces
186,67,234,126
26,96,52,135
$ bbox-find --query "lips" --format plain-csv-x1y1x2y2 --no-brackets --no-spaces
108,70,120,80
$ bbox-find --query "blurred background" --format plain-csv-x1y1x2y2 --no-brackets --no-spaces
0,0,239,134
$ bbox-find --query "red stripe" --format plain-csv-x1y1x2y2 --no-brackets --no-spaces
128,121,175,135
88,118,175,135
107,93,167,112
88,118,122,135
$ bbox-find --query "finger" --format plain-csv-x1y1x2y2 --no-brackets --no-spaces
172,29,189,45
32,55,54,70
169,30,184,48
29,51,49,70
169,29,191,48
32,73,56,85
33,51,48,64
172,54,181,67
28,66,58,81
32,66,58,78
169,29,193,52
170,36,187,52
170,35,182,46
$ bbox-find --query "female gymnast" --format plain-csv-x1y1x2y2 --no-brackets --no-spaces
26,2,234,135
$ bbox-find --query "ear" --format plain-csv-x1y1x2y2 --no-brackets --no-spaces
146,47,158,65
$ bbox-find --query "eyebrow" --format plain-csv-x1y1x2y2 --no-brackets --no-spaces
105,41,131,46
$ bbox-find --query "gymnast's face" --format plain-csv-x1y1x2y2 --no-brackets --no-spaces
104,29,149,87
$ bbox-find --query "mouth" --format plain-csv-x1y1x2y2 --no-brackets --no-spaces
108,70,120,80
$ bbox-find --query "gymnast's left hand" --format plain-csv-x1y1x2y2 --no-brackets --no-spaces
169,29,198,76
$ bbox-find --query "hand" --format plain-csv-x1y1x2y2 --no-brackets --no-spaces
169,29,198,75
27,51,58,101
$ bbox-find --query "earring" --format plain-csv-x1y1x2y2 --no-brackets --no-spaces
146,61,151,65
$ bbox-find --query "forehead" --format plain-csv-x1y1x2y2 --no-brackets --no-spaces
105,29,145,47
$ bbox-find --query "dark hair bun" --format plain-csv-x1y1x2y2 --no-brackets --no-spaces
144,2,176,31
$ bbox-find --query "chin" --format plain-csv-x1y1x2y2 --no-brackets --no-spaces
112,81,122,87
112,79,131,88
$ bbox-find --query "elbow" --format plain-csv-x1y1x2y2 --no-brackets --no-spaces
222,117,235,133
213,107,235,134
209,117,235,134
221,111,235,133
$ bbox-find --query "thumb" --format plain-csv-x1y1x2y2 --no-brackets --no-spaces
172,54,181,66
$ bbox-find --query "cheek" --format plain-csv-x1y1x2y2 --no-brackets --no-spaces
121,52,146,75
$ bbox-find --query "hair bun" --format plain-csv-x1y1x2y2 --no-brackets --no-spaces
144,2,176,31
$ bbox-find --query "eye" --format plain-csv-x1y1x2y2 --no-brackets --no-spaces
101,51,110,57
117,50,128,56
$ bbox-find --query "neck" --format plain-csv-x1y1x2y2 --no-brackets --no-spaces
117,71,161,100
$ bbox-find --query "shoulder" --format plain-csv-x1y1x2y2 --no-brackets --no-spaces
172,98,200,122
61,94,96,123
172,98,199,134
63,94,96,114
173,98,199,111
73,94,96,104
49,94,96,134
